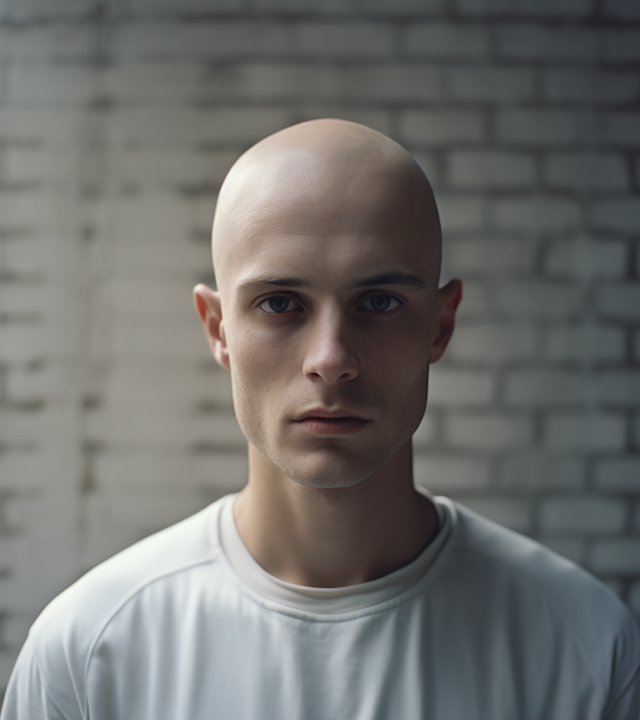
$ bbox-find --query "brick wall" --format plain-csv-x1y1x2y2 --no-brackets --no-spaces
1,0,639,694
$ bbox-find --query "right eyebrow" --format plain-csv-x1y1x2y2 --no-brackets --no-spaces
236,276,307,293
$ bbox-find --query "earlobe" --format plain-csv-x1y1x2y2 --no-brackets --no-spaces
429,278,462,365
192,284,230,371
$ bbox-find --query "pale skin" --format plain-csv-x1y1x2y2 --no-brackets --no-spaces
194,119,462,588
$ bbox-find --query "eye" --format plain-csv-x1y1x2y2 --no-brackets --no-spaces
361,294,400,312
259,296,300,314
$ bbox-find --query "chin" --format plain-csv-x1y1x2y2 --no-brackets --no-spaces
272,446,393,490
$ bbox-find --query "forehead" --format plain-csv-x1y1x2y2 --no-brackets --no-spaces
213,145,441,294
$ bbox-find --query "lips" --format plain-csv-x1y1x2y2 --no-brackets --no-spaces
294,407,370,422
292,408,371,436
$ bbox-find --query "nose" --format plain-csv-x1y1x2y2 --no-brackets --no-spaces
302,305,359,385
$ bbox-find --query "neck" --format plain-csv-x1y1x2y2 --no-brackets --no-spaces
232,442,438,588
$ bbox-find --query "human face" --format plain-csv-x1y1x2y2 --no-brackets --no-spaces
208,176,443,490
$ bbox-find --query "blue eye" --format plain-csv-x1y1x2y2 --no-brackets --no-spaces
260,296,299,314
362,295,400,312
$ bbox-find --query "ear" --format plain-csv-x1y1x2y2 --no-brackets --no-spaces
429,278,462,365
193,283,230,371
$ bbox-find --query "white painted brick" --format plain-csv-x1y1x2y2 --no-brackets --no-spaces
4,26,94,61
634,506,640,533
0,190,65,234
94,450,247,493
6,146,75,182
0,109,82,143
252,0,444,11
436,196,484,232
544,413,626,451
0,455,46,492
452,280,490,320
8,64,97,103
497,110,578,146
539,538,585,565
544,153,628,192
411,152,439,185
294,108,392,137
605,0,640,19
109,317,210,362
404,23,490,59
0,407,52,445
88,406,246,450
104,277,197,322
595,458,640,491
107,360,233,412
493,196,580,232
107,108,290,148
505,370,587,407
412,412,438,448
493,280,583,319
294,23,394,59
103,63,202,102
112,234,212,278
446,412,532,449
2,236,68,276
339,64,441,102
200,64,341,102
596,371,640,407
601,113,640,148
354,0,446,13
130,0,244,12
107,193,213,246
2,612,32,651
112,21,290,59
595,283,640,320
428,367,496,406
400,110,485,145
6,365,63,404
591,539,640,573
0,283,55,316
497,24,595,61
447,322,537,363
541,496,626,533
456,497,531,532
414,454,490,492
0,326,47,363
447,238,537,275
500,453,584,490
2,0,89,20
455,0,591,18
545,324,625,363
603,30,640,62
590,199,640,234
544,69,639,105
446,67,535,102
448,151,535,189
1,650,19,693
545,238,626,279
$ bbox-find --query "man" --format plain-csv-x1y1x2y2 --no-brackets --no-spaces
2,119,639,719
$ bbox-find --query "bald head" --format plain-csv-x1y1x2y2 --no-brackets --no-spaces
212,119,441,293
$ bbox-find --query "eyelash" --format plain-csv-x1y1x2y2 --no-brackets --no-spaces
258,294,402,315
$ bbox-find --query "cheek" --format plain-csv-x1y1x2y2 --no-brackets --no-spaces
226,328,294,413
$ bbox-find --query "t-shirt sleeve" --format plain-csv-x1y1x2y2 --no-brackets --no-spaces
0,640,81,720
601,609,640,720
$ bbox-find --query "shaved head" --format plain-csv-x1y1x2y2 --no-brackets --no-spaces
212,118,442,295
195,118,460,492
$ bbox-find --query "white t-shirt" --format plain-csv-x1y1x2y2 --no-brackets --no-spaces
2,494,639,720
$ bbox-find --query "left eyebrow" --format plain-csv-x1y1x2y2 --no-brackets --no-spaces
353,272,426,290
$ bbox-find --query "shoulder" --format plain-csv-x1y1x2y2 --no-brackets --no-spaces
435,497,640,705
9,496,230,715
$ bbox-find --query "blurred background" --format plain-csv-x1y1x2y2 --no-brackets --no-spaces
1,0,639,695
